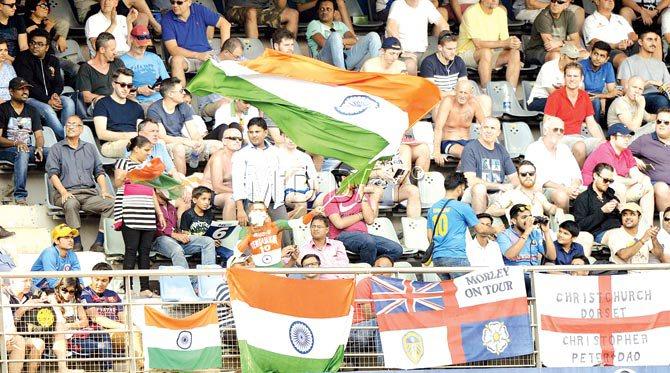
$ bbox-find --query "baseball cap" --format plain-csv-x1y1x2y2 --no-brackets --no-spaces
607,123,635,137
51,224,79,242
381,37,401,50
620,202,642,215
9,77,33,90
559,44,580,59
130,25,152,46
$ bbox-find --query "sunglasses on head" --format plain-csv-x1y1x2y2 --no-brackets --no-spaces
656,119,670,126
225,136,243,141
438,31,455,44
37,2,49,9
517,205,532,212
519,171,535,177
115,81,133,89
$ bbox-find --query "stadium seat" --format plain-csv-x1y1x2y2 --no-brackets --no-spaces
394,261,417,281
521,80,534,110
196,264,225,300
50,0,83,33
288,218,312,248
418,171,445,209
469,122,480,140
411,121,435,155
344,0,384,29
15,253,38,272
209,38,222,54
367,218,417,255
192,0,219,13
158,266,200,302
486,81,541,118
81,126,116,165
422,272,441,282
44,173,115,218
103,218,126,261
401,217,429,253
240,38,265,60
56,39,85,66
502,122,534,158
631,121,655,141
316,171,337,194
42,127,58,148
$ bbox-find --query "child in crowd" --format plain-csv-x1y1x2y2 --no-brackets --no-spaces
180,186,233,265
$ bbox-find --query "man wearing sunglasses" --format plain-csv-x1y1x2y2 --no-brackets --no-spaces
161,0,231,84
581,123,655,226
0,0,28,61
201,125,243,220
13,28,75,141
120,25,170,106
572,162,622,243
525,116,583,212
93,67,145,158
629,107,670,212
607,76,655,129
24,0,67,53
524,0,586,65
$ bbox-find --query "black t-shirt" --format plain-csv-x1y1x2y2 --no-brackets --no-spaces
419,54,467,92
92,96,144,134
0,16,26,57
0,101,43,145
179,208,214,236
75,58,126,96
23,16,57,50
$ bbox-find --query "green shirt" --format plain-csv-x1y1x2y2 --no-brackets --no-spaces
306,20,349,57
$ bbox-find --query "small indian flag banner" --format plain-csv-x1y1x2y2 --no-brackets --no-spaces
143,304,222,370
187,50,440,186
227,267,355,372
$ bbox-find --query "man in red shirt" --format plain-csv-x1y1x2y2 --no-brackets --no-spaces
581,123,654,226
544,62,605,167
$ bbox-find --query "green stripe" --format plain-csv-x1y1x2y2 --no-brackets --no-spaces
147,346,222,370
238,340,345,373
187,61,389,172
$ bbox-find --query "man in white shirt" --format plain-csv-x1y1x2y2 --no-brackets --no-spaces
385,0,449,75
85,0,135,55
527,44,580,111
231,118,289,242
582,0,638,68
525,116,583,211
466,213,504,267
606,76,655,129
655,207,670,262
609,202,665,265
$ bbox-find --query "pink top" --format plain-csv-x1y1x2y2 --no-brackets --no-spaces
298,238,350,279
581,142,636,185
323,189,368,238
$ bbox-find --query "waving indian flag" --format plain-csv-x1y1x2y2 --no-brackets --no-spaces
187,50,440,185
227,267,355,372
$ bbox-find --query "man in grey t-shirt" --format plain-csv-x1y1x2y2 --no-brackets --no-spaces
524,4,586,65
618,31,670,114
459,117,519,213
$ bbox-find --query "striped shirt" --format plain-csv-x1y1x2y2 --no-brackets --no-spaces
419,54,467,92
215,281,235,334
113,158,157,231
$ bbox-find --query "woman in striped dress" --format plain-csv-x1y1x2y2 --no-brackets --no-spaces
113,136,165,297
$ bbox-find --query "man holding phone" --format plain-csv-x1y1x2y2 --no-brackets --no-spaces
120,25,170,108
572,162,622,243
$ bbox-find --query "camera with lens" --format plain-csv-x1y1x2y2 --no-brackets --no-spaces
533,216,549,225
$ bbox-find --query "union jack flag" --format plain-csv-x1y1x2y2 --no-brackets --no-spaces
371,276,445,315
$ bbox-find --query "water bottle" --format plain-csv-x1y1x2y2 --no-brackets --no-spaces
502,90,512,112
189,149,199,169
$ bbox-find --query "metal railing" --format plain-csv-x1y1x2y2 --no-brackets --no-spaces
1,264,668,372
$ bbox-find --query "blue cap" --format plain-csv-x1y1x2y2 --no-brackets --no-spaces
381,37,401,50
607,123,635,137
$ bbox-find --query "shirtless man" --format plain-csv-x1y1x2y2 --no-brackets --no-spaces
433,79,486,164
200,126,243,220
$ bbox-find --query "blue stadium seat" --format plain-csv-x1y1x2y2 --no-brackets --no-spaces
42,127,58,148
103,218,125,261
196,264,225,300
158,266,200,302
240,38,265,60
80,125,116,166
486,81,542,119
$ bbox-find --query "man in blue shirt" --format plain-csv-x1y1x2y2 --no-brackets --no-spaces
579,41,621,124
120,25,170,106
427,172,500,279
497,203,556,267
31,224,81,290
161,0,231,84
553,220,585,265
